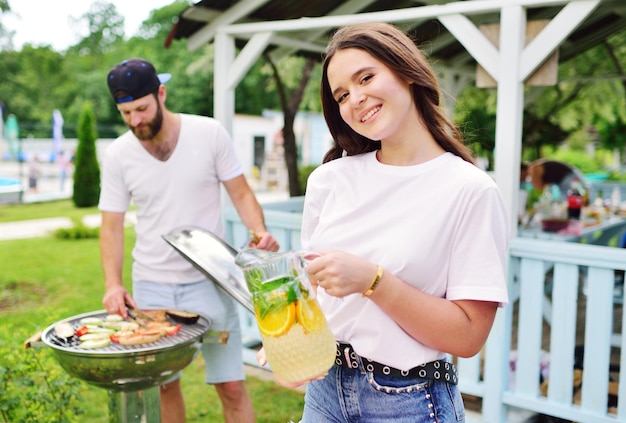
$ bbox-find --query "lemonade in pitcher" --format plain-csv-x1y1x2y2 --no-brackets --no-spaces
236,250,336,384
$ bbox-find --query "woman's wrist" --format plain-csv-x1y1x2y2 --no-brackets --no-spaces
362,265,384,297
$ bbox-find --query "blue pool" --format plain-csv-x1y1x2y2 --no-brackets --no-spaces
0,177,20,187
0,177,23,204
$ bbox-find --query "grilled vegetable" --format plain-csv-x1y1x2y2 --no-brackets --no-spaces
79,333,111,341
80,317,102,325
166,310,200,324
167,324,182,336
75,326,89,337
54,322,75,339
79,338,111,349
84,325,115,334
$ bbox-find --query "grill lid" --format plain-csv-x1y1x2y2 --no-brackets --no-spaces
163,227,254,313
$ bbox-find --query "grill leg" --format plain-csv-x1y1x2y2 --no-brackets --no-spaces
108,387,161,423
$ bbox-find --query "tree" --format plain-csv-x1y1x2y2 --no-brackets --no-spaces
596,106,626,165
68,1,124,59
73,101,100,207
454,26,626,164
0,0,13,50
264,54,318,196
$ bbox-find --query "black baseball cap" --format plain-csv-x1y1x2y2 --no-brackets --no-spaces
107,58,172,104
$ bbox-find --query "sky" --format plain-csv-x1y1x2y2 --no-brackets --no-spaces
4,0,180,51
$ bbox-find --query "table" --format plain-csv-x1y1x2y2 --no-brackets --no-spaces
518,217,626,247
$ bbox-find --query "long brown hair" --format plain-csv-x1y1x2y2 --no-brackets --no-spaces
320,22,474,165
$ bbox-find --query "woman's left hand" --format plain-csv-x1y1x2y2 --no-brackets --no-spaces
305,250,378,298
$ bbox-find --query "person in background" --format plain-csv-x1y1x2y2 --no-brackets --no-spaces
99,58,279,423
279,23,510,421
528,159,589,198
28,156,41,193
57,150,72,192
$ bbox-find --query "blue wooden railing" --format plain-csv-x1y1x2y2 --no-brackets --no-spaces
223,197,626,422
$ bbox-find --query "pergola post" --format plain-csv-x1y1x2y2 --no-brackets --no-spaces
214,31,236,134
484,7,526,422
493,5,527,238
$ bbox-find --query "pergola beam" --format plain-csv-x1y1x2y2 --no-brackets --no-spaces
216,0,574,37
227,31,273,89
521,0,600,80
439,14,501,82
187,0,272,51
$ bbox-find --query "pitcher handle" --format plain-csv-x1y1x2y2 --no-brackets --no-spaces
299,250,321,263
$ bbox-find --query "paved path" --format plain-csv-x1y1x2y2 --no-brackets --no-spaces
0,212,137,241
0,216,74,240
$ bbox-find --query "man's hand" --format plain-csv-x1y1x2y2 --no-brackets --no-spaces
249,231,280,252
102,285,135,318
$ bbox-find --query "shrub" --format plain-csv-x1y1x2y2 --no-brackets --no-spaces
73,102,101,208
0,339,84,422
53,221,100,240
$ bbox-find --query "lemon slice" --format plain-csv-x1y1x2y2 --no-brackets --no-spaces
296,299,326,334
256,302,296,337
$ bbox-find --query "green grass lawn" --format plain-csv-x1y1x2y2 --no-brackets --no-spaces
0,201,305,423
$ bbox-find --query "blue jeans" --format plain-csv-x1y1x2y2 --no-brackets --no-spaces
301,363,465,422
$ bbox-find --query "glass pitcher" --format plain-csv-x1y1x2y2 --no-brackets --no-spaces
235,249,336,384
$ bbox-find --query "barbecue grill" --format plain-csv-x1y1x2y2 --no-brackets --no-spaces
33,228,254,422
38,309,212,423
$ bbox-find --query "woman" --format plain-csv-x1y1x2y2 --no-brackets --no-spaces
296,22,510,422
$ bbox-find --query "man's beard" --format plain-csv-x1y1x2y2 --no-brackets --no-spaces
130,102,164,141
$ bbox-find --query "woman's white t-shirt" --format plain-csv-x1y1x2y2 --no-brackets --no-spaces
301,151,510,370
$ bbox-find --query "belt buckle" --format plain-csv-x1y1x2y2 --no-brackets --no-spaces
343,345,355,369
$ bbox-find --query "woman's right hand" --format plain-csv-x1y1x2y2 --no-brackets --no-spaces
306,250,379,298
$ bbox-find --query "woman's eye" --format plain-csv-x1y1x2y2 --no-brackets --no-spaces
336,92,348,104
360,74,373,84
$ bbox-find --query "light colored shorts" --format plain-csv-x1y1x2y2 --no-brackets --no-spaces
134,279,245,384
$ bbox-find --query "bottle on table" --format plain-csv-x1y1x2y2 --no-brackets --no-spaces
567,179,583,220
611,186,621,215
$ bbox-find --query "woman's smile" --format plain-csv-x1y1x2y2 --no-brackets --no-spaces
360,106,381,123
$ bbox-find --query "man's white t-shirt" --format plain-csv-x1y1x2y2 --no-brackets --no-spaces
99,114,243,284
302,152,510,370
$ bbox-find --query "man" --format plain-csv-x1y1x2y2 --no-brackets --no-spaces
99,58,279,423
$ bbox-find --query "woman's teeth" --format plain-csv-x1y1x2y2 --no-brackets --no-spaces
361,107,380,122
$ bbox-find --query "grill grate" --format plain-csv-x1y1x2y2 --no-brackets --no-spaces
43,310,211,355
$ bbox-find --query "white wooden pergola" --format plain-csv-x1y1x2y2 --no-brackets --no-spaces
177,0,617,237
